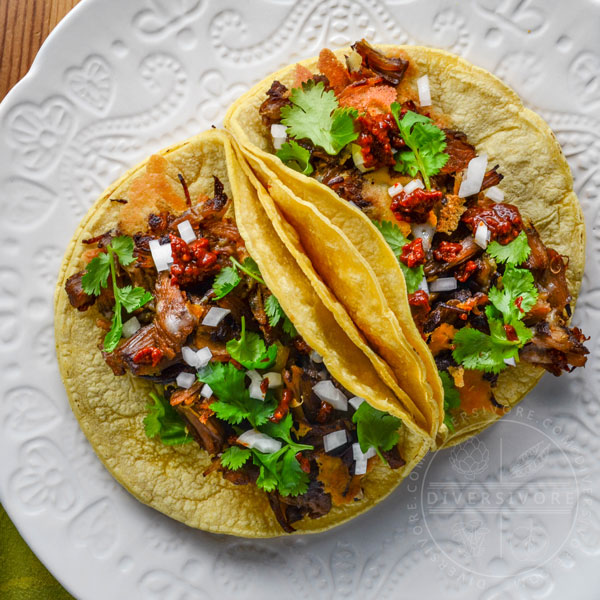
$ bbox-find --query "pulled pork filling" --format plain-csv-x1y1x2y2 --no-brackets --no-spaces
261,39,588,425
66,176,405,533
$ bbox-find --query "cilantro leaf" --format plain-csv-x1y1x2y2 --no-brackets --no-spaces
109,236,136,266
390,106,448,190
118,285,153,313
264,294,298,337
440,371,461,433
488,264,538,323
281,80,358,155
144,392,192,446
81,253,110,296
221,446,251,470
372,220,423,294
213,266,241,299
231,257,265,284
276,140,314,175
352,401,402,462
252,446,310,497
487,231,531,266
226,316,277,369
259,413,312,452
452,326,517,374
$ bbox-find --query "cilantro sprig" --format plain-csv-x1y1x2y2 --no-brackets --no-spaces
372,220,424,294
280,80,359,156
352,401,402,463
276,140,314,175
264,294,298,337
390,106,448,190
487,231,531,266
144,392,192,446
226,316,277,369
440,371,461,433
81,236,152,352
213,256,265,299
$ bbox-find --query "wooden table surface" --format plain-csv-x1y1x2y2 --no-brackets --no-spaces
0,0,80,101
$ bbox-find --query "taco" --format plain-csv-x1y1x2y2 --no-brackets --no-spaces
224,41,588,445
54,129,429,536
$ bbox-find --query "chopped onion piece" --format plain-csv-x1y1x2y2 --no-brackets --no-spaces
403,179,425,194
313,380,348,411
417,74,432,107
264,372,282,388
485,186,505,202
348,396,365,410
200,383,213,399
354,457,368,475
387,182,404,198
177,220,196,244
411,223,435,251
176,372,196,389
504,357,516,367
249,381,265,401
351,143,371,173
122,316,141,338
202,306,231,327
182,346,200,368
458,153,488,198
474,221,490,249
310,350,324,363
430,277,458,293
149,239,172,272
346,49,362,72
196,346,212,368
323,429,347,453
246,369,262,384
238,430,282,453
418,276,429,294
271,124,287,150
352,443,376,460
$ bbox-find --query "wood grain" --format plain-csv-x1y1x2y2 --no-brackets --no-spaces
0,0,80,101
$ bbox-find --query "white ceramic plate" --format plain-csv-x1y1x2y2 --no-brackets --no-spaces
1,0,599,598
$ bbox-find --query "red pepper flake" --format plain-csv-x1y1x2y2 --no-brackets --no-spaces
433,241,463,263
391,188,442,223
316,400,334,423
455,260,478,282
296,452,311,473
260,378,269,395
270,388,292,423
515,295,525,313
408,290,431,335
504,324,519,342
399,238,426,267
170,233,218,286
133,346,163,366
356,112,405,170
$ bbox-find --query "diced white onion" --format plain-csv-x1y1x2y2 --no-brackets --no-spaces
418,276,430,294
349,396,365,410
176,372,196,389
403,178,425,194
458,153,488,198
122,316,141,338
430,277,458,293
504,357,516,367
246,369,262,383
177,220,196,244
149,239,172,272
313,380,348,411
310,350,324,363
201,306,231,327
474,221,491,249
485,186,505,203
323,429,348,453
182,346,200,367
200,383,213,399
238,430,282,453
411,223,435,251
195,346,212,368
417,74,432,107
388,182,404,198
271,124,287,150
249,381,265,401
263,372,282,388
354,457,368,475
346,49,362,72
351,143,370,173
352,443,376,460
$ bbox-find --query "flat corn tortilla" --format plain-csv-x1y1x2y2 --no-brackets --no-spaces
224,45,585,446
54,129,429,537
